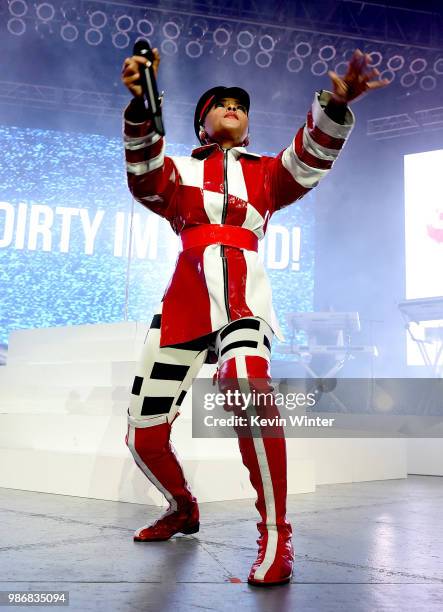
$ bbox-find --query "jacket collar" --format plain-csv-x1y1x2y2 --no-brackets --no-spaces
191,143,261,160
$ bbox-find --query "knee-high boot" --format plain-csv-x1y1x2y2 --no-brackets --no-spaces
217,354,294,585
126,421,199,541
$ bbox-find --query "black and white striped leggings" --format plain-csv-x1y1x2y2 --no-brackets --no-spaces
128,302,274,428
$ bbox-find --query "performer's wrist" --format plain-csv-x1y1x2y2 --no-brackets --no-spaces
324,95,348,125
125,97,150,124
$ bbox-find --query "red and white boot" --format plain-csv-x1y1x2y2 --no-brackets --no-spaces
126,421,200,541
218,354,294,586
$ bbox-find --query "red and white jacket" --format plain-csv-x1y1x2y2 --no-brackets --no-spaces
123,91,355,348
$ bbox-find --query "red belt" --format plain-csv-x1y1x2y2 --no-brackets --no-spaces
180,224,258,252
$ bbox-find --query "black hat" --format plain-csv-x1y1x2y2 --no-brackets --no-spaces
194,86,250,142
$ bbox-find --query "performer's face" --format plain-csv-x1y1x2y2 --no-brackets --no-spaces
203,97,249,146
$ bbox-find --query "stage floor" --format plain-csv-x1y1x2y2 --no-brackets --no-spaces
0,476,442,611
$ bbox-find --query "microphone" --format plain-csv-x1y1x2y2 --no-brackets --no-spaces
133,39,165,136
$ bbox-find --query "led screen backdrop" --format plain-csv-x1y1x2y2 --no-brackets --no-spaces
0,124,315,347
404,149,443,366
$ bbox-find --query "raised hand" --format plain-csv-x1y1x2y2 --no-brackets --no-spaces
328,49,390,105
121,48,161,98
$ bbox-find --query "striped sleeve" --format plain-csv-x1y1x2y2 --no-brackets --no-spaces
123,102,179,220
271,90,355,213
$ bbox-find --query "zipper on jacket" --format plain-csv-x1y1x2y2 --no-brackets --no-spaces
221,149,231,322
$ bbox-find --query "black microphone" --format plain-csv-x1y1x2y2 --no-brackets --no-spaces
133,39,165,136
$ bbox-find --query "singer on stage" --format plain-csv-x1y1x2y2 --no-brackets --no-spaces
121,47,388,586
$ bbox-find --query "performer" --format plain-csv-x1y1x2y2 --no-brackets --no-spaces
121,48,388,586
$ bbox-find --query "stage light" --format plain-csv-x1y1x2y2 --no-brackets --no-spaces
115,15,134,33
61,2,78,22
433,57,443,75
112,31,130,49
259,34,275,52
60,22,78,42
333,61,348,77
255,51,272,68
233,48,250,65
36,2,55,22
420,75,437,91
286,55,303,73
294,41,312,58
137,19,154,37
35,19,53,38
387,54,405,71
367,50,383,67
85,27,103,46
163,19,181,40
7,18,26,35
400,72,417,87
237,30,255,49
185,40,203,58
410,58,427,74
161,38,178,55
319,44,336,62
311,60,328,76
210,45,228,60
213,24,232,46
88,10,107,29
379,69,395,83
8,0,27,17
189,18,208,39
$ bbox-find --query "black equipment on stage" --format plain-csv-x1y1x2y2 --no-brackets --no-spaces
276,312,378,412
398,296,443,377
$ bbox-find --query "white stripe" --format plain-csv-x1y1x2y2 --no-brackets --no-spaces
203,190,224,224
243,250,285,342
169,155,204,188
235,355,278,582
242,203,265,240
281,141,329,188
124,131,162,150
128,413,168,428
227,150,249,201
127,424,177,513
231,146,261,159
166,348,208,424
140,194,163,204
216,318,272,365
203,244,230,330
311,90,355,140
303,126,340,161
129,322,208,422
126,143,165,175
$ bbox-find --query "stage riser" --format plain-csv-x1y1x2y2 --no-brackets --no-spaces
407,439,443,476
8,322,149,347
0,361,136,387
8,340,146,364
0,322,407,504
0,448,314,505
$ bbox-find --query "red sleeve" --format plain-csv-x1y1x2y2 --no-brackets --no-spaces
269,90,355,215
123,102,179,221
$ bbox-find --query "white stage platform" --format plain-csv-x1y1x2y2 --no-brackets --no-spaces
0,323,407,507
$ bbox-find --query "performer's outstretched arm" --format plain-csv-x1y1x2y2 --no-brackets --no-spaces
121,50,179,221
269,49,390,214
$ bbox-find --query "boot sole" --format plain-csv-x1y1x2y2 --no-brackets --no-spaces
247,574,292,587
134,522,200,542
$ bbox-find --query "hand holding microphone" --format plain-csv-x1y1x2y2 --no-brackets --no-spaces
121,42,164,135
